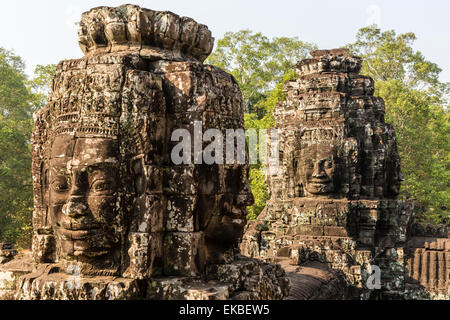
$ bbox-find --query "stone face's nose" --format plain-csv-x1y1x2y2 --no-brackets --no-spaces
63,170,89,218
69,169,87,196
63,200,88,218
312,161,327,178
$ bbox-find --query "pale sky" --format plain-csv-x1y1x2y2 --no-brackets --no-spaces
0,0,449,82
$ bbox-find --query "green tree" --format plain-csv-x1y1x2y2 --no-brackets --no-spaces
0,49,34,247
0,48,56,247
349,25,449,224
0,49,32,120
208,31,315,218
0,116,33,246
376,80,449,224
28,64,56,111
207,30,316,117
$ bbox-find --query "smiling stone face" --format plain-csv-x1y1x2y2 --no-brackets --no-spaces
49,135,121,268
299,144,337,196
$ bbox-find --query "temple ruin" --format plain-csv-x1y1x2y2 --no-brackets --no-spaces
0,5,448,301
0,5,288,300
241,49,449,300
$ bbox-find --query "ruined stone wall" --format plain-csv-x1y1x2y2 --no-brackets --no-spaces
402,224,449,299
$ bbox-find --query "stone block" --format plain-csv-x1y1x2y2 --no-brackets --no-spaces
163,232,206,277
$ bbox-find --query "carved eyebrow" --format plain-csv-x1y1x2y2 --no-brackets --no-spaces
50,166,68,175
88,166,118,179
90,176,115,184
49,175,69,183
87,163,118,168
66,162,118,171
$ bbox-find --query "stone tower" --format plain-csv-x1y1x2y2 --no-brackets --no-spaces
241,49,419,299
0,5,288,300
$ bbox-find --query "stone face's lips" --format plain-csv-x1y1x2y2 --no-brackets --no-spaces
73,249,109,258
60,219,100,231
310,179,331,184
58,227,100,240
77,4,215,62
58,219,101,240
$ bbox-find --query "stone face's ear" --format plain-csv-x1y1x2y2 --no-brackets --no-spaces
130,156,146,195
39,161,49,208
77,20,90,55
33,228,56,264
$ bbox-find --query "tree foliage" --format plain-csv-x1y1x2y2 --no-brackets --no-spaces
350,26,449,224
28,64,57,111
207,30,316,118
0,48,55,247
349,26,443,89
0,49,31,120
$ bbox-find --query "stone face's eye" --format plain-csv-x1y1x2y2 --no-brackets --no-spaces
51,176,70,192
325,160,333,169
91,179,114,194
305,161,314,169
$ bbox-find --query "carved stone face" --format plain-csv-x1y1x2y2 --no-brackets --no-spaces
300,144,337,196
204,166,254,263
49,135,121,262
387,162,404,198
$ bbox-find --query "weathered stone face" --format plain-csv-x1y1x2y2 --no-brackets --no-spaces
0,4,289,300
385,157,404,198
298,144,338,196
49,136,121,267
265,48,408,205
241,48,420,299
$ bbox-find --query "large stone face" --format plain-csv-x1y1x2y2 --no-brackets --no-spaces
267,49,404,201
241,49,443,299
0,5,288,300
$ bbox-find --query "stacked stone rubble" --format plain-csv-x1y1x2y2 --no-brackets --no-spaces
242,49,419,299
0,5,289,300
0,244,17,265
